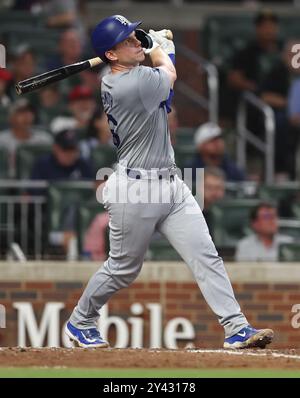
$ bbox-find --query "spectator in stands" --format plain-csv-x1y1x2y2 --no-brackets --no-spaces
0,69,12,129
228,9,282,95
203,167,226,210
46,29,84,95
286,69,300,179
0,69,12,108
83,179,110,261
0,98,51,177
261,40,300,179
8,44,37,100
37,85,66,130
79,65,109,98
80,107,113,159
31,128,94,181
83,206,109,261
47,29,83,70
30,128,94,258
50,85,96,137
201,167,226,231
188,122,246,182
235,202,293,262
13,0,86,42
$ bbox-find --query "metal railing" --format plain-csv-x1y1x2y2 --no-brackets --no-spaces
0,180,47,260
176,44,219,123
236,91,275,184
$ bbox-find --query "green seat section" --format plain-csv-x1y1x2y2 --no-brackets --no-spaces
16,145,52,180
202,14,300,70
0,107,9,130
0,147,9,179
148,237,181,261
5,27,60,59
175,127,196,147
91,146,118,175
174,145,195,172
0,11,44,27
47,181,95,232
292,203,300,219
259,183,300,218
279,243,300,262
77,202,107,258
207,199,260,248
278,219,300,240
202,15,254,70
259,183,300,202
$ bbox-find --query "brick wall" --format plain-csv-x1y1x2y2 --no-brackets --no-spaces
0,262,300,348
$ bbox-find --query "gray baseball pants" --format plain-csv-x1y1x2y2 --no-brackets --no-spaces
70,167,248,338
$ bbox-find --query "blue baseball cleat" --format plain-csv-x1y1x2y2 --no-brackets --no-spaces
65,321,109,348
224,325,274,349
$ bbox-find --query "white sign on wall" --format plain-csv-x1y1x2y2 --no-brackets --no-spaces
12,302,195,349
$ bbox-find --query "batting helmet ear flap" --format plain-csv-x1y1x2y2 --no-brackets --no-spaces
135,29,153,49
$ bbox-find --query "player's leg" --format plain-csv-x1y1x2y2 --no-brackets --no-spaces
68,176,158,333
157,177,273,348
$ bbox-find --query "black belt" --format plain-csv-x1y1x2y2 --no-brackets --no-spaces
126,168,176,181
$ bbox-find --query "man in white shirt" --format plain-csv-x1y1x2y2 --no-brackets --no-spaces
235,202,293,262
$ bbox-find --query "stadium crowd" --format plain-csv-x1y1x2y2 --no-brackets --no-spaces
0,2,300,262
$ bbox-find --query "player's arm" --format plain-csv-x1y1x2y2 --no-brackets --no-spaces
146,31,177,86
149,47,177,86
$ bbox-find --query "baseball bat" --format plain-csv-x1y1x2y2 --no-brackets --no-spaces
15,29,173,95
15,57,102,95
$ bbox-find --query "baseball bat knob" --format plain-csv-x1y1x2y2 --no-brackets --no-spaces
165,30,173,40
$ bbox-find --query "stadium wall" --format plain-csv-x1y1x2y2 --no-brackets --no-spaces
0,262,300,349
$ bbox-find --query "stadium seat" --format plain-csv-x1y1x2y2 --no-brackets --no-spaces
259,183,300,218
148,237,181,261
225,182,258,199
202,14,300,69
278,219,300,240
47,181,95,232
0,148,9,179
202,15,254,69
16,145,52,180
0,108,8,130
91,146,117,173
174,145,195,171
0,11,44,27
77,202,107,258
207,199,260,248
5,27,60,60
175,127,196,146
259,183,300,202
279,243,300,262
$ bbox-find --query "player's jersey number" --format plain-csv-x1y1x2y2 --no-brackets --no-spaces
107,114,120,148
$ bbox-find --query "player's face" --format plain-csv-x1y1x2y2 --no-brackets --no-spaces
109,32,145,66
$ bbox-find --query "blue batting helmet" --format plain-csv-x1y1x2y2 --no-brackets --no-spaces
91,15,142,61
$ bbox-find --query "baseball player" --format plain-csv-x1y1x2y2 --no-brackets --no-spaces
65,15,274,349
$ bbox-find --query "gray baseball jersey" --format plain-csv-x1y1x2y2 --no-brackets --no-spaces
101,65,176,170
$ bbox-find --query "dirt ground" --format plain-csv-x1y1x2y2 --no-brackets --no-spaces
0,348,300,369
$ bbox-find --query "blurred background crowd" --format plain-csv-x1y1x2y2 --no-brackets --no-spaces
1,0,300,263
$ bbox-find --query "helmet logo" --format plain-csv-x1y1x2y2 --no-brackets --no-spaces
115,15,129,26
